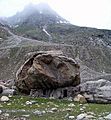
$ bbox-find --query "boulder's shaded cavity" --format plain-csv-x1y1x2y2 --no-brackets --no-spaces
15,51,80,96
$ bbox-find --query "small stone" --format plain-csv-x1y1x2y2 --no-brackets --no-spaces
2,89,16,95
0,110,2,114
0,96,9,102
66,108,72,112
42,110,46,114
82,106,86,109
47,110,53,113
68,103,75,107
7,103,11,105
98,117,104,120
74,94,87,103
79,104,83,106
51,108,58,112
49,97,55,99
3,113,10,117
22,114,30,117
87,112,95,115
80,108,84,111
76,113,87,120
33,110,42,116
25,101,32,105
30,100,37,104
67,97,73,101
8,94,12,98
86,115,95,119
69,116,75,119
104,113,111,120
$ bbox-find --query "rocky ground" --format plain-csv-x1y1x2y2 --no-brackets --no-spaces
0,95,111,120
0,79,111,120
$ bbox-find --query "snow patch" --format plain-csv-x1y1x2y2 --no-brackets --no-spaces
43,28,51,37
14,25,19,28
42,26,52,42
107,45,111,49
59,20,64,23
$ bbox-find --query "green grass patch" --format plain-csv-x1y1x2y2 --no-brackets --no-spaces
0,95,111,120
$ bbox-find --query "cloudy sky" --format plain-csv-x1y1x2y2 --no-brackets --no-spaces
0,0,111,30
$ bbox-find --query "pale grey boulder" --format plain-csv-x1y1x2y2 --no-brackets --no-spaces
80,79,111,103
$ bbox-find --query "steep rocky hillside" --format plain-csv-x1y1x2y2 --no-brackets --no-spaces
47,24,111,73
0,27,75,80
6,3,111,73
0,26,111,82
0,22,11,40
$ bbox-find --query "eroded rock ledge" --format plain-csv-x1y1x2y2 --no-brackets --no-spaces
15,51,80,97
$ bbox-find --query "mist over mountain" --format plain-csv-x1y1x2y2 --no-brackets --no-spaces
7,3,68,27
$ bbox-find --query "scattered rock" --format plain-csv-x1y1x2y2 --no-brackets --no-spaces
22,114,30,117
25,101,32,105
49,97,55,99
68,115,75,119
80,108,84,111
14,117,27,120
0,96,9,102
104,113,111,120
0,110,2,114
51,108,58,112
76,113,87,120
68,103,75,107
7,103,11,105
33,110,43,116
66,108,73,112
86,115,95,119
3,113,10,117
74,94,87,103
67,97,73,101
2,88,16,95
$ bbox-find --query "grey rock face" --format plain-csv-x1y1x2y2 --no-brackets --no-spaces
104,113,111,120
30,86,80,98
80,79,111,103
2,89,16,95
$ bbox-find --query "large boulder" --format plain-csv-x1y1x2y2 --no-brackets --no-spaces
15,51,80,94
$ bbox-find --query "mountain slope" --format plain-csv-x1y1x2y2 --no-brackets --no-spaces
47,24,111,73
0,20,11,40
6,3,111,73
0,2,111,81
0,28,111,81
